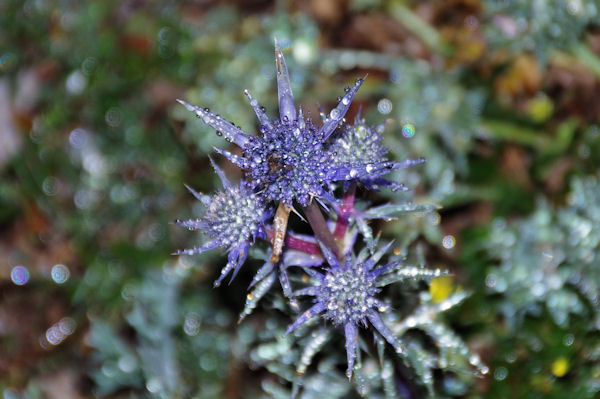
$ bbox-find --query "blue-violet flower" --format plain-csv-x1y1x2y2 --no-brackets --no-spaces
177,39,405,207
175,159,270,286
329,116,424,191
286,242,404,378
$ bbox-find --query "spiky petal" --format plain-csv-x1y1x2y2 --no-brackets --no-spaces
319,77,365,140
275,37,296,122
176,99,251,148
244,89,272,130
345,323,358,379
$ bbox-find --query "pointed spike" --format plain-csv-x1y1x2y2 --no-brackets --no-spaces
366,241,394,270
345,323,358,380
213,147,250,169
354,107,363,124
239,271,277,323
228,245,249,284
298,107,305,129
292,286,320,297
278,266,300,310
249,258,275,289
183,184,211,204
367,311,404,355
244,89,272,129
274,38,296,122
214,249,242,287
393,157,427,169
177,99,251,147
371,260,401,278
174,218,205,231
172,240,219,256
317,240,340,268
285,302,325,335
208,155,231,188
375,120,387,134
319,76,366,140
302,266,323,281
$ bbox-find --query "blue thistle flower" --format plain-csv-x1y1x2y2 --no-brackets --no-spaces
286,242,404,379
329,116,424,191
177,39,404,207
175,158,270,287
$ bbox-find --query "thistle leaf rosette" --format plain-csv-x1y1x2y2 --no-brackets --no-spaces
286,242,404,379
175,160,270,287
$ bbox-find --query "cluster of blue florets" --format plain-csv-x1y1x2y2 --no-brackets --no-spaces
285,243,405,378
243,116,332,206
174,39,430,384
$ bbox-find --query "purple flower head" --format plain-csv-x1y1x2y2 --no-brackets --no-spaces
286,241,404,379
175,158,270,287
177,39,400,207
328,116,425,191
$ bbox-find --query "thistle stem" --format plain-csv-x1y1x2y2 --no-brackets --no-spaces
333,183,356,242
302,201,341,261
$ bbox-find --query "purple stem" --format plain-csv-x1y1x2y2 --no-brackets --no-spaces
302,201,341,261
333,183,356,241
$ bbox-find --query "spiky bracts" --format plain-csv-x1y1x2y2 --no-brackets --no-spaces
286,242,404,378
175,160,269,287
177,40,409,207
172,37,485,396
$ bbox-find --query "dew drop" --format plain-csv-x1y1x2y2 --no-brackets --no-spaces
442,235,456,249
51,264,70,284
377,98,392,115
11,265,29,285
401,123,415,138
494,366,508,381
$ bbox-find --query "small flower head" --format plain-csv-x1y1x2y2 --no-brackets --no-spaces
319,255,379,326
286,242,404,378
175,159,269,286
329,116,388,167
329,116,425,191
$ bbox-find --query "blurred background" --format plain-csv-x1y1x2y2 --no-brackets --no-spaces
1,0,600,398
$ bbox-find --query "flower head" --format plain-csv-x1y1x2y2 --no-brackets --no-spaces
286,242,404,378
329,116,424,191
175,159,270,286
177,39,406,207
